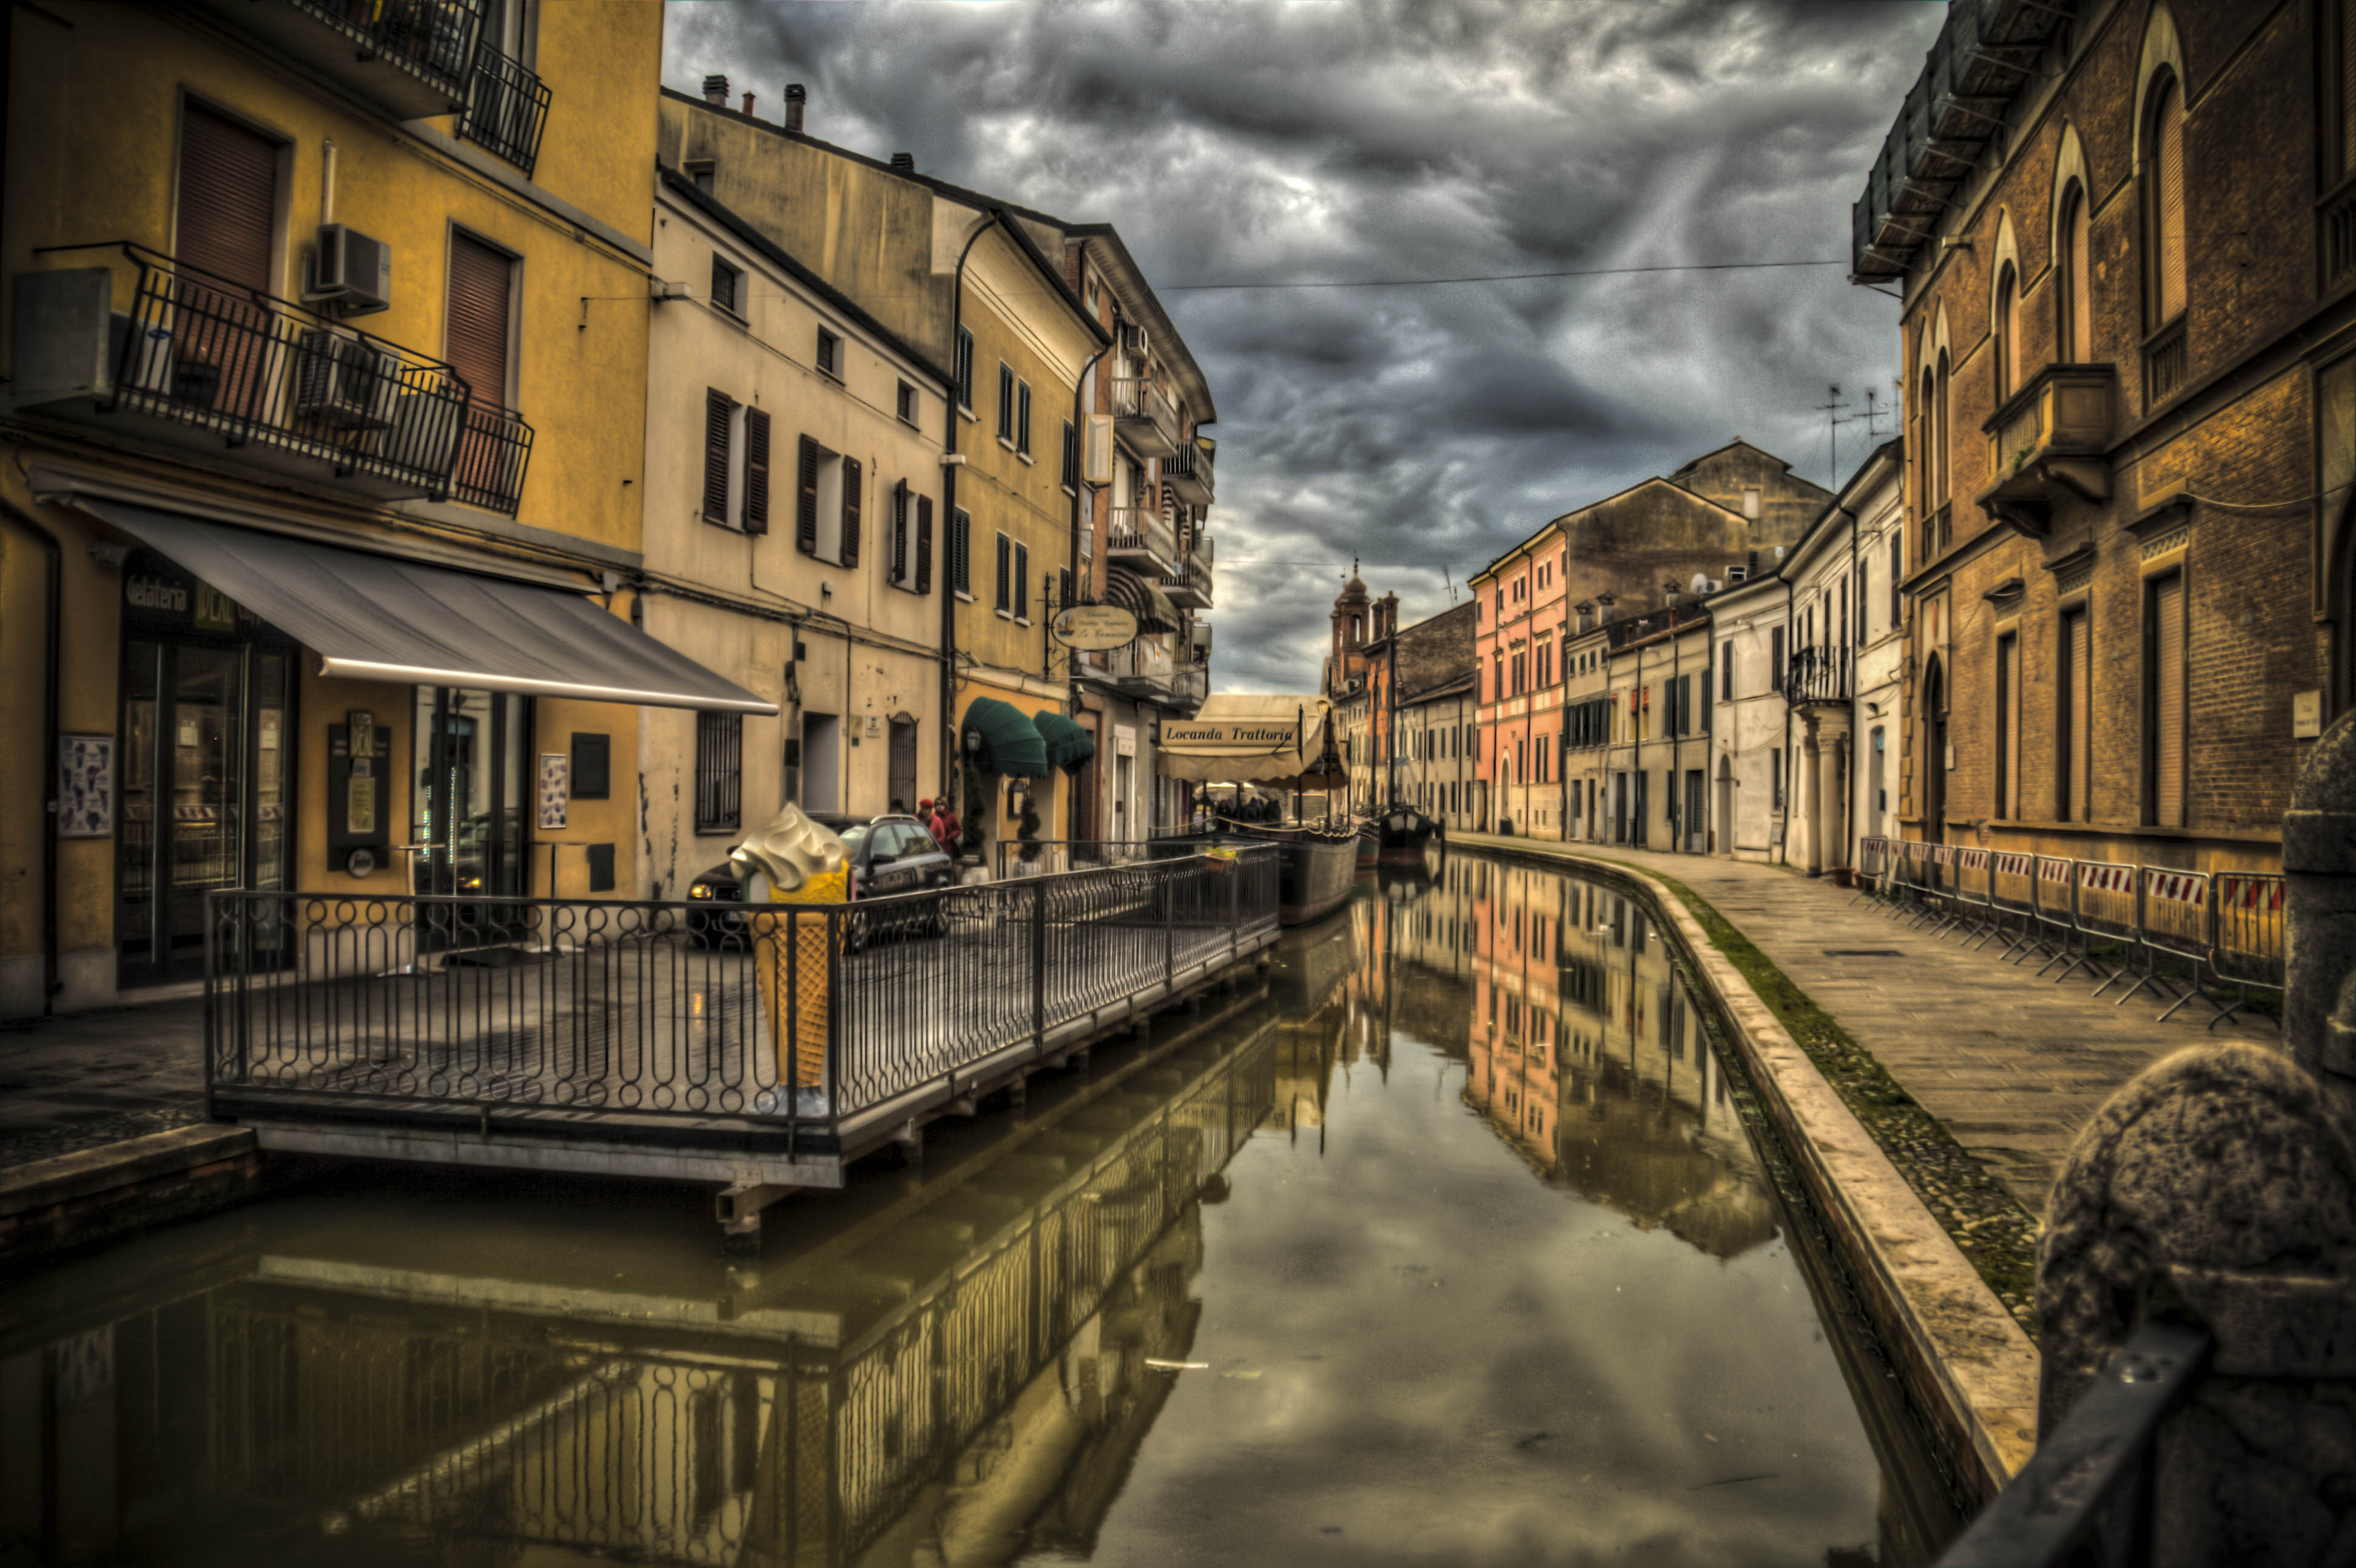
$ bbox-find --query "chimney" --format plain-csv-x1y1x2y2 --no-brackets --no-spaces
702,73,728,106
741,91,756,118
784,83,806,134
890,152,915,173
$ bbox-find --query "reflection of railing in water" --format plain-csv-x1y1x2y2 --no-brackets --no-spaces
170,1020,1280,1566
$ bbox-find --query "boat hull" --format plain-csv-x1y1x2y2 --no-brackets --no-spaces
1158,830,1356,926
1373,807,1442,864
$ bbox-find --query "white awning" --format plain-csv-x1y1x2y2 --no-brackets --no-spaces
81,500,776,713
1156,693,1341,786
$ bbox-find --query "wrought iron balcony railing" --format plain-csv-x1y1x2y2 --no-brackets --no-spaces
1786,643,1852,707
1163,555,1213,610
1112,376,1180,459
207,0,483,116
15,244,531,512
458,42,551,176
1165,439,1214,506
1106,507,1177,571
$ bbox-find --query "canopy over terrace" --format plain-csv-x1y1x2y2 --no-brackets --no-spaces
1157,695,1344,790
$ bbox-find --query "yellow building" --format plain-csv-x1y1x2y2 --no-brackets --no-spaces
1,1,762,1015
656,81,1110,864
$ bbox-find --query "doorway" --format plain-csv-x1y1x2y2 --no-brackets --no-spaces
411,687,529,921
803,713,841,814
1685,769,1706,855
1921,658,1947,844
116,634,294,986
887,716,918,815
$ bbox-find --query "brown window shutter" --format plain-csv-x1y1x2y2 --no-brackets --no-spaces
446,231,512,409
892,480,909,582
2152,574,2186,824
841,459,861,567
742,407,770,534
2153,82,2187,323
915,496,934,593
178,104,278,292
701,389,731,523
797,435,820,556
2065,608,2092,821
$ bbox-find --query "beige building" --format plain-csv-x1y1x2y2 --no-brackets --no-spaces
637,170,951,894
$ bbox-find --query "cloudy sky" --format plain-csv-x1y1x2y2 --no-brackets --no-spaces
663,1,1942,695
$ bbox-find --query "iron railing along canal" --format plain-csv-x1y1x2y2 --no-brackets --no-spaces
206,848,1280,1151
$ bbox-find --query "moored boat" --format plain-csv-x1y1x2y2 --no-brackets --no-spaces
1372,806,1442,864
1159,823,1357,926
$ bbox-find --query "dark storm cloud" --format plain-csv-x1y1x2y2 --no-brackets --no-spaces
664,0,1942,693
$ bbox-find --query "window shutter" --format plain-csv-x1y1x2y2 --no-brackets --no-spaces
1014,542,1029,618
916,496,935,593
796,435,820,556
2065,608,2092,821
177,104,278,293
2153,82,2187,323
995,532,1011,613
953,510,970,595
742,407,770,534
1017,383,1032,453
841,459,861,567
701,389,732,523
446,231,513,411
1769,627,1785,691
892,480,909,583
2153,574,2186,824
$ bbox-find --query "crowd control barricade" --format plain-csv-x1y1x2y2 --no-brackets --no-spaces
1984,851,2051,962
1897,840,1943,927
1928,844,1986,940
2032,855,2105,983
2206,872,2286,1030
2075,862,2142,998
1851,837,1888,907
2124,868,2213,1019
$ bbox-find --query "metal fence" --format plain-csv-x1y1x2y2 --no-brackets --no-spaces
1857,836,2282,1028
206,848,1281,1149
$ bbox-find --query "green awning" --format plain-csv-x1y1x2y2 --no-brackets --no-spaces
1033,711,1096,773
961,697,1051,778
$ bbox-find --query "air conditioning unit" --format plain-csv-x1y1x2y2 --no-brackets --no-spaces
1728,564,1749,584
383,386,464,478
307,224,392,315
295,329,398,429
1121,322,1149,358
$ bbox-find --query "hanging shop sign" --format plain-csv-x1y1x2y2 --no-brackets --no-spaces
1051,604,1139,652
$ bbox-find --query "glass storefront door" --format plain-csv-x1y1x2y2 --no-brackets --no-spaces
411,688,529,943
116,637,293,986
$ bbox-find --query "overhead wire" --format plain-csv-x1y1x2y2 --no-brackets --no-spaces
1160,258,1851,292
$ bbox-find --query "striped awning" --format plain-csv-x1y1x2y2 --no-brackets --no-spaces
1103,567,1180,633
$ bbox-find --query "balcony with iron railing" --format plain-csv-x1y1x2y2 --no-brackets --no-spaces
1112,376,1180,460
1097,636,1181,699
206,0,483,117
457,41,551,175
1165,535,1213,609
12,244,533,514
1786,644,1853,708
1106,506,1177,573
1165,438,1214,506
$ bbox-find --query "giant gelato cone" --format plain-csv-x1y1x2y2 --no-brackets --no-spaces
729,804,849,1107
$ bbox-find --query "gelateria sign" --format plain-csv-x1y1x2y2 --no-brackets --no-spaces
1155,694,1344,786
1051,604,1139,651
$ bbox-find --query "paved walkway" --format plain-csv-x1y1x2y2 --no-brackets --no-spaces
0,992,207,1166
1456,833,2278,1217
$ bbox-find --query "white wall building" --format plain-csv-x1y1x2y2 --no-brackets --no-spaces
1707,571,1790,862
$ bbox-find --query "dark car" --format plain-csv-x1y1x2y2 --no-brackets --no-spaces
686,813,956,947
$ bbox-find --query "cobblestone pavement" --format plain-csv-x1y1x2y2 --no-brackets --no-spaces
0,993,207,1166
1456,834,2278,1217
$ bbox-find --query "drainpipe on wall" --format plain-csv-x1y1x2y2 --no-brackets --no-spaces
1067,339,1108,835
941,213,998,830
2,501,64,1014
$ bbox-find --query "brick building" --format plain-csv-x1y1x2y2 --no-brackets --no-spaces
1853,0,2348,873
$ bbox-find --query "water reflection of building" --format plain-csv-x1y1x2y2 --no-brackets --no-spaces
0,1014,1281,1567
1458,858,1779,1260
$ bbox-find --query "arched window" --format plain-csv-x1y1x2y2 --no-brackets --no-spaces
2057,181,2092,361
1934,349,1951,505
1993,263,2019,399
2144,73,2186,328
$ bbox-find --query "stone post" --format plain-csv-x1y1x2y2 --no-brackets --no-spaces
2029,713,2356,1565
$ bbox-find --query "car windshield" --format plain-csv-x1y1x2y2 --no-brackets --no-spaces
837,824,871,853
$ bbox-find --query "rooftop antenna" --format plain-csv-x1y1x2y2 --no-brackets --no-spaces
1442,565,1457,605
1816,383,1851,488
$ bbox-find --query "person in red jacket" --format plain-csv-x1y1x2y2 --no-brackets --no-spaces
932,796,964,856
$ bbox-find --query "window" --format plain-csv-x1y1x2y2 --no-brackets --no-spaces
1015,381,1032,456
701,389,732,524
1742,486,1760,520
897,380,918,425
1014,541,1031,621
997,363,1015,442
2059,605,2090,821
710,254,741,315
816,327,841,379
1993,263,2019,400
1996,632,2020,818
955,328,975,412
1890,533,1904,627
793,436,854,561
2058,182,2093,361
1062,419,1079,490
447,228,514,414
1769,627,1785,693
685,159,715,193
2144,74,2187,328
1771,749,1784,811
178,101,278,297
2144,571,2186,826
1854,566,1866,641
994,531,1012,613
695,712,742,833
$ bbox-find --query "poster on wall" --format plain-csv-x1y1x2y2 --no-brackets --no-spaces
537,753,570,830
58,734,115,838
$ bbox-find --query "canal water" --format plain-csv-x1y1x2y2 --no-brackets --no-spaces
2,853,1960,1567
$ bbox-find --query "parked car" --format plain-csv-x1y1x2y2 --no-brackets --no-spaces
685,813,955,948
